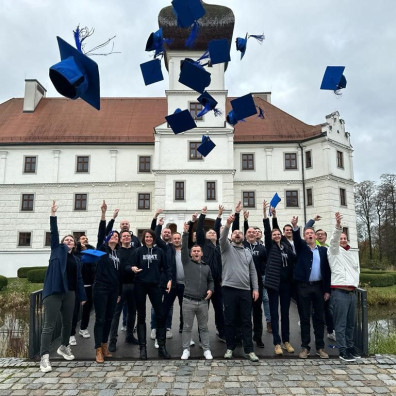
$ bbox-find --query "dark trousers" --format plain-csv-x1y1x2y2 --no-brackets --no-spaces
93,285,118,349
211,282,225,338
162,283,184,330
252,281,264,340
70,285,93,335
267,281,291,345
324,299,334,333
222,286,254,353
109,283,136,343
297,281,325,351
135,282,166,346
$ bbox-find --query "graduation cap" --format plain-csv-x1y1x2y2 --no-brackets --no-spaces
80,249,106,263
208,39,231,65
197,135,216,157
145,28,173,58
230,94,257,121
140,59,164,85
236,33,265,60
320,66,347,93
197,92,221,117
179,58,211,93
165,108,197,134
269,193,281,217
226,110,240,126
49,36,100,110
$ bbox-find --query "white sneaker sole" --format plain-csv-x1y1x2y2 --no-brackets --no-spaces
57,347,75,361
40,365,52,373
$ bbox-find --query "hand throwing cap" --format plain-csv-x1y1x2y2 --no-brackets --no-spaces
320,66,347,91
197,135,216,157
140,59,164,85
208,39,231,65
49,36,100,110
230,94,257,121
165,108,197,134
172,0,205,28
81,249,106,263
179,58,211,93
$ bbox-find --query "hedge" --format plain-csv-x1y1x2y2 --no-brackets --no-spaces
0,275,7,291
360,273,395,287
18,266,47,278
27,268,47,283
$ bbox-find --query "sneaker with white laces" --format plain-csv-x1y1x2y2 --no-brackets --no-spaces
203,350,213,360
154,339,159,349
39,354,52,373
69,336,77,346
166,328,173,339
150,329,156,340
246,352,259,362
181,349,190,360
327,331,336,341
79,329,90,338
190,339,195,346
224,349,233,359
57,345,75,361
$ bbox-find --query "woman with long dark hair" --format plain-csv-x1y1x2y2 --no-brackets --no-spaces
39,201,86,373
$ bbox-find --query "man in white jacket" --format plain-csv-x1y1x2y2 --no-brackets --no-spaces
327,212,360,362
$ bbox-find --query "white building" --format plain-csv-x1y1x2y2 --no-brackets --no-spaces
0,4,357,277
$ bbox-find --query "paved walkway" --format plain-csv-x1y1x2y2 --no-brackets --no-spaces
1,355,396,396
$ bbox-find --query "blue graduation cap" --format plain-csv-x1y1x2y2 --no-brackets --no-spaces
197,135,216,157
226,110,239,126
236,33,265,60
140,59,164,86
320,66,347,92
165,108,197,134
197,92,221,117
230,94,257,121
81,249,106,263
145,28,173,58
269,193,281,217
208,39,231,65
49,36,100,110
179,58,211,93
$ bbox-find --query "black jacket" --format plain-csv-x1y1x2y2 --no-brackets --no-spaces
105,218,141,248
155,224,177,288
119,247,136,284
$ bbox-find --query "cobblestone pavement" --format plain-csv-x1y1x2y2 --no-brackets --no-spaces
0,356,396,396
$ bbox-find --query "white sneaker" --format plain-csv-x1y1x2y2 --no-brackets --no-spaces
327,331,336,341
121,326,127,332
79,329,90,338
154,339,159,349
166,328,173,339
57,345,75,361
190,339,195,346
203,350,213,360
69,336,77,346
181,349,190,360
150,329,156,340
39,354,52,373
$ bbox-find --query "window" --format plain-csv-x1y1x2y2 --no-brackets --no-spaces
18,232,31,247
306,188,313,206
342,227,349,241
73,232,86,241
24,156,37,173
45,232,51,247
189,142,203,160
76,156,89,173
206,182,216,201
337,151,344,168
138,156,151,173
286,190,299,207
189,102,203,120
243,191,255,208
242,154,255,171
74,194,87,210
21,194,34,211
340,188,347,206
285,153,297,170
138,193,150,210
175,182,185,201
305,151,312,168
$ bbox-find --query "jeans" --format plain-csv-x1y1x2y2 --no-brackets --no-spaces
262,275,271,323
40,291,75,356
211,282,225,338
222,286,254,353
267,281,291,345
182,297,210,351
330,289,356,353
252,281,263,339
80,286,93,331
324,299,334,333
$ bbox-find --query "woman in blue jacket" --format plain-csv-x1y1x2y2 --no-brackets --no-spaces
40,201,86,373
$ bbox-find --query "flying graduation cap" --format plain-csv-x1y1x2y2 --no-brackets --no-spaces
165,108,197,134
197,135,216,157
140,58,164,85
269,193,281,217
49,36,100,110
196,92,221,117
80,249,106,263
320,66,347,94
236,33,265,60
208,39,231,65
230,94,257,121
179,57,211,93
145,28,173,58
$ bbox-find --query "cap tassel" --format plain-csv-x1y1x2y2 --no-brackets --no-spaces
213,108,222,117
249,34,265,43
257,106,265,119
185,21,200,48
73,25,83,53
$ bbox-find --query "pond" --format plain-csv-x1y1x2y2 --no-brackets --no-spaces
368,305,396,345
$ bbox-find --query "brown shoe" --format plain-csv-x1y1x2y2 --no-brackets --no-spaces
299,348,310,359
274,344,283,355
95,347,104,363
266,322,272,334
101,343,113,358
316,349,329,359
283,342,295,353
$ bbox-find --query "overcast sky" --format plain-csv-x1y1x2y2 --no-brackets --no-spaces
1,0,395,183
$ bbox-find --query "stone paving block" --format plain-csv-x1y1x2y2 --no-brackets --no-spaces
289,388,306,395
149,389,167,396
355,387,374,394
371,387,392,394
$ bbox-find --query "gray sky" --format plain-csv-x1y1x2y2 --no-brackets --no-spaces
1,0,395,182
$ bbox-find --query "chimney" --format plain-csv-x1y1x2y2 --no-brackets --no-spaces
252,92,271,104
23,79,46,112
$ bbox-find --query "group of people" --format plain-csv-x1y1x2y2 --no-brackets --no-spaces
39,198,360,373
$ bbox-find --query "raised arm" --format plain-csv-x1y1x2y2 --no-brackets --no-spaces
50,200,60,250
155,217,167,251
305,214,321,231
105,208,119,235
187,212,198,249
291,216,304,253
271,208,279,230
97,200,107,249
329,212,342,255
196,207,207,247
232,201,242,232
220,214,234,253
243,210,249,236
214,205,224,241
181,222,190,265
151,208,163,231
262,201,272,249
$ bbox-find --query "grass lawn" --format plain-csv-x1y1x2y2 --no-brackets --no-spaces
366,284,396,306
0,277,43,310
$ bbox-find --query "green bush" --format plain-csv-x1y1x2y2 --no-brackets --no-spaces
27,269,47,283
361,258,390,270
360,273,395,287
0,275,8,291
17,267,47,278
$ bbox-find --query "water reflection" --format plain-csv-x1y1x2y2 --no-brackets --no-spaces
0,310,29,358
368,306,396,337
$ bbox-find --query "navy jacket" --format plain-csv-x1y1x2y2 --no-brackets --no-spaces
155,224,177,288
42,216,86,301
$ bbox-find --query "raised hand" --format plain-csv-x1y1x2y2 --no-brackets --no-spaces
226,214,235,226
235,201,242,214
158,217,164,226
191,212,198,222
291,216,298,228
154,208,163,218
183,222,189,233
335,212,342,227
218,205,224,217
314,214,322,221
51,200,58,215
202,206,208,215
101,200,107,213
243,210,249,220
113,209,119,220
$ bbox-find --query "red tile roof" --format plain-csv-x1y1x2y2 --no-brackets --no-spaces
0,96,323,144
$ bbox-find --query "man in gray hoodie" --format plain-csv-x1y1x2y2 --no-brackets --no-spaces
220,214,260,362
181,223,214,360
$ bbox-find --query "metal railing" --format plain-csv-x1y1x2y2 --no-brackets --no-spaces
354,287,369,356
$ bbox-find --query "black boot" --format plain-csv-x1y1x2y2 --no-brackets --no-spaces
137,324,147,360
139,346,147,360
108,339,117,352
157,326,171,358
158,345,171,359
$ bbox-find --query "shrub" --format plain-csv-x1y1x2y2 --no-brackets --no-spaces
27,269,47,283
361,258,390,271
360,273,394,287
18,267,47,278
0,275,7,291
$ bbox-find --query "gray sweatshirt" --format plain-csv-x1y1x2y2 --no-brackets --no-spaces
182,233,214,299
219,224,258,291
